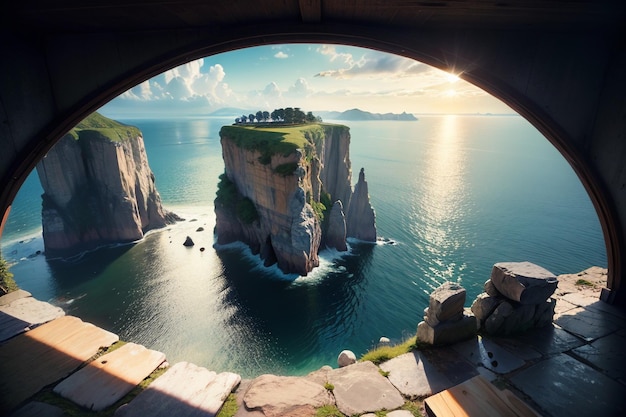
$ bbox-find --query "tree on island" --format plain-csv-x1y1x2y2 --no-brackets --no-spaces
233,108,322,125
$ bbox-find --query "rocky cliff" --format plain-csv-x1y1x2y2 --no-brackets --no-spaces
214,123,376,275
36,112,179,257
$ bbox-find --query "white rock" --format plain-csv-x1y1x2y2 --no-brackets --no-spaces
379,337,391,344
337,350,357,367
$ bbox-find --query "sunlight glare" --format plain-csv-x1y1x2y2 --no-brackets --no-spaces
446,73,461,83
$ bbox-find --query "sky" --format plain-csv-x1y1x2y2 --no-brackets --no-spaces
100,44,514,118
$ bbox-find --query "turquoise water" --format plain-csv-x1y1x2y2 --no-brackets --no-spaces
1,115,607,377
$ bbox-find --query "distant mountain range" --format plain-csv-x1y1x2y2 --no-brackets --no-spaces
208,107,418,121
316,109,418,121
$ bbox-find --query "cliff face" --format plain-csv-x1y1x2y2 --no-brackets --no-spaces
215,123,376,275
36,112,178,256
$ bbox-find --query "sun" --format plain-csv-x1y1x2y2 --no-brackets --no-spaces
446,73,460,83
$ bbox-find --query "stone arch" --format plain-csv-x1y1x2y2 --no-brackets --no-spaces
1,23,623,303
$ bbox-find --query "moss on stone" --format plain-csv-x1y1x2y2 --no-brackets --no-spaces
274,162,299,176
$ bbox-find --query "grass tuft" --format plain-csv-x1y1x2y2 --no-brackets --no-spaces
360,336,417,365
216,393,238,417
0,256,19,295
575,278,594,287
316,404,345,417
400,400,424,417
324,381,335,391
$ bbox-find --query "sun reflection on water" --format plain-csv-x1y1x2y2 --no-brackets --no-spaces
412,115,469,286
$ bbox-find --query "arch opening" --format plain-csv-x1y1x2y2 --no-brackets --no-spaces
1,43,609,375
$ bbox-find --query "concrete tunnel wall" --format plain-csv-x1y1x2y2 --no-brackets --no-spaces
1,24,624,303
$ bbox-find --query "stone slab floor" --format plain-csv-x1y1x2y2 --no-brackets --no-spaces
2,266,625,417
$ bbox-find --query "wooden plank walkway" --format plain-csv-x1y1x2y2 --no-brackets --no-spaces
54,342,166,411
424,375,541,417
115,361,241,417
0,315,118,413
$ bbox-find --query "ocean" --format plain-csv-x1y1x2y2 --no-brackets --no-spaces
0,115,607,377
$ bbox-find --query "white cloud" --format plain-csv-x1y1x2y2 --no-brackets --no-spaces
274,51,289,59
288,78,312,96
263,82,282,98
315,46,429,79
114,60,234,107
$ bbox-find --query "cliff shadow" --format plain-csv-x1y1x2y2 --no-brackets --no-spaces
45,243,134,290
214,242,376,368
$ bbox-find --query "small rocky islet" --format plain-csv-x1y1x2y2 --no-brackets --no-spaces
214,121,376,275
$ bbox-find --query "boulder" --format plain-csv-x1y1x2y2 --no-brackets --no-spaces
484,279,501,297
427,282,466,323
484,301,514,334
490,262,558,305
473,294,557,335
337,350,357,367
379,336,390,345
470,293,503,326
183,236,195,247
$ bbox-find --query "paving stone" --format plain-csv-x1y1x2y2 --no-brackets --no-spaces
488,337,543,361
504,323,585,355
233,380,264,417
328,361,404,415
555,306,623,341
379,351,452,399
54,342,166,411
562,293,626,320
115,361,241,417
304,365,333,386
0,296,65,342
475,366,498,382
420,346,478,385
553,298,577,315
0,316,118,412
242,374,331,417
572,332,626,383
452,335,526,374
510,354,626,416
10,401,65,417
387,411,414,417
0,289,31,306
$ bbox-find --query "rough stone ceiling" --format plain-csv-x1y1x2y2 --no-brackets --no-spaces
4,1,625,33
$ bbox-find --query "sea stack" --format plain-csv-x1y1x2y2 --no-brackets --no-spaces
214,122,376,275
36,112,179,257
346,168,376,242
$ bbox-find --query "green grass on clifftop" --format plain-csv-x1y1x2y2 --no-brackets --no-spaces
68,112,141,143
220,123,338,157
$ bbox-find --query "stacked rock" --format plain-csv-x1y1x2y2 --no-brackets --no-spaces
471,261,558,335
416,282,477,346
